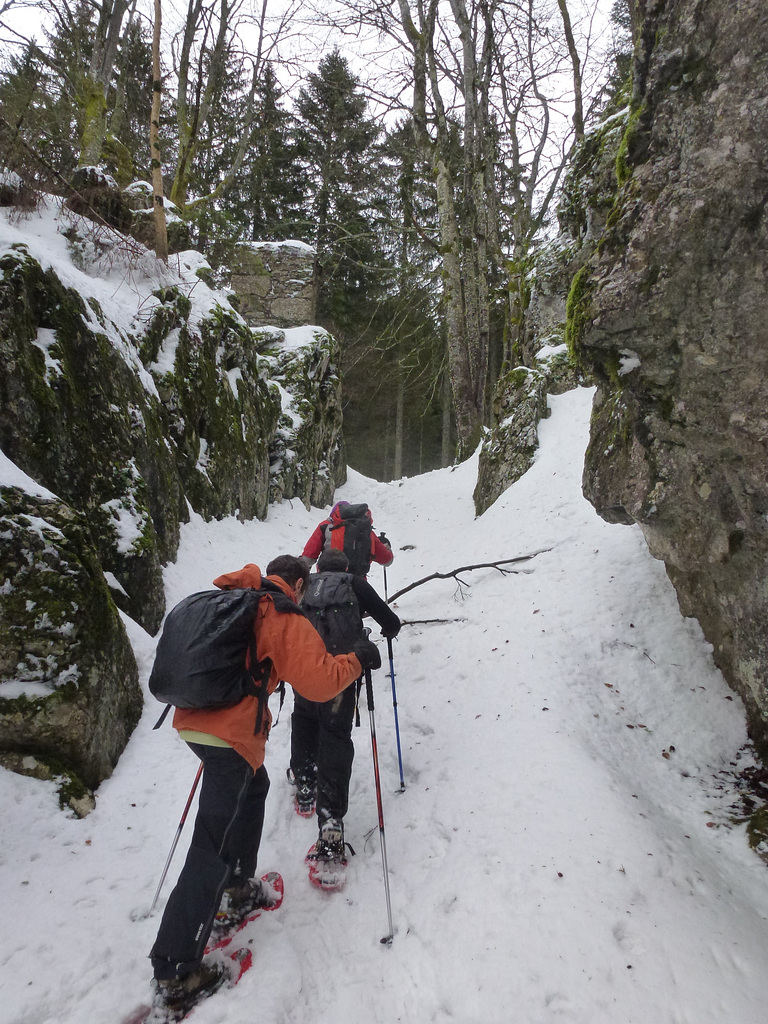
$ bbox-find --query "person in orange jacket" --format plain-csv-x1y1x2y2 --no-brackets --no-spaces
149,555,381,1012
300,500,393,578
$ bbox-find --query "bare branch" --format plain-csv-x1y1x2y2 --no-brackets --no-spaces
386,549,549,603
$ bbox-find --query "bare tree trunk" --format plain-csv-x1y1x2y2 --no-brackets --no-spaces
441,369,453,467
449,0,492,415
556,0,584,140
108,0,137,141
394,370,404,479
78,0,130,166
397,0,483,458
151,0,168,262
434,157,482,455
170,0,231,209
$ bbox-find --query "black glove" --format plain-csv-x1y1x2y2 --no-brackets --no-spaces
378,531,392,551
381,623,400,640
354,639,382,671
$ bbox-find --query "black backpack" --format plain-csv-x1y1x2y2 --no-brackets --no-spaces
148,583,303,733
326,503,373,577
301,572,362,655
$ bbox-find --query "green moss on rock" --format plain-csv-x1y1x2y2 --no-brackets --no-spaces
0,487,141,793
615,104,645,187
564,265,594,362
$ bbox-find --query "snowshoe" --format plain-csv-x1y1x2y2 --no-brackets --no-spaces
306,819,350,892
206,871,284,952
123,949,252,1024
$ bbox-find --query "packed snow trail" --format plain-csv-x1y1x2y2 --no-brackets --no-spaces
3,388,768,1024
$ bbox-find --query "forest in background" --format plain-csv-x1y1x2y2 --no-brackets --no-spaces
0,0,631,480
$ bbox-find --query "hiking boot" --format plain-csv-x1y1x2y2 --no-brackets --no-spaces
216,876,279,929
315,817,345,862
287,766,316,817
295,779,316,817
153,962,226,1010
306,818,351,892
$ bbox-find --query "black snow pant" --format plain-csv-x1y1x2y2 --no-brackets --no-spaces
290,683,358,825
150,743,270,980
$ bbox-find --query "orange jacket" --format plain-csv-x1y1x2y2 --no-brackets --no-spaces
172,564,362,770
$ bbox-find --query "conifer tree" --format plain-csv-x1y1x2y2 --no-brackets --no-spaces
107,14,153,183
0,41,79,184
294,48,385,339
242,64,308,241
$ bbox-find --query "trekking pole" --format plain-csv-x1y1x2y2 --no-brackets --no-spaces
147,762,203,916
383,563,406,793
387,638,406,792
365,665,395,946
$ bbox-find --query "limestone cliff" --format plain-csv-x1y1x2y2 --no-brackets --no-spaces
0,201,345,805
573,0,768,750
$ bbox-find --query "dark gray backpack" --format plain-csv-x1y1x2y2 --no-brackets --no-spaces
301,572,362,655
148,582,303,732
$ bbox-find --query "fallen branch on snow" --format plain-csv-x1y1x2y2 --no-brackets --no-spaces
399,618,469,626
386,548,550,604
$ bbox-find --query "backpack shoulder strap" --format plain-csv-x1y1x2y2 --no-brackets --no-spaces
249,585,305,735
259,579,307,616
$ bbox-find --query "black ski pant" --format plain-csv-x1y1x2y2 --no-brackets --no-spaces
150,743,270,981
290,682,358,825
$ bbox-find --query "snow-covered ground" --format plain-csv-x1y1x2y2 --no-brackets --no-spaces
3,387,768,1024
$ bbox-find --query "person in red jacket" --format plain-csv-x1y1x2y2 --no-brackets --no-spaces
301,500,393,578
149,555,381,1015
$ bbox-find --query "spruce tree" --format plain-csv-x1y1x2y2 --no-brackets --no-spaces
243,65,308,242
187,55,309,269
107,16,153,182
294,48,385,339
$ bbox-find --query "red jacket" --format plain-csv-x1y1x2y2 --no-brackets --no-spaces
301,504,393,570
173,564,362,769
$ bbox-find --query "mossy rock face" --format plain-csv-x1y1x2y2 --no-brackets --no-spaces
519,103,627,386
577,0,768,755
557,105,629,244
231,242,316,330
264,328,345,509
534,345,586,396
0,487,141,793
0,750,96,817
151,300,281,522
0,245,182,633
0,231,345,796
166,218,192,255
129,211,192,256
473,367,548,515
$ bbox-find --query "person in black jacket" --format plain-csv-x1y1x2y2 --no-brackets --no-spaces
289,548,400,886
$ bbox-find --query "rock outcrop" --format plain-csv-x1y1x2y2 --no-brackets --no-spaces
265,327,346,509
473,367,548,516
473,100,625,516
0,486,140,812
0,203,345,804
573,0,768,750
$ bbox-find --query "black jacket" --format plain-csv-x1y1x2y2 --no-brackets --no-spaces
350,574,401,639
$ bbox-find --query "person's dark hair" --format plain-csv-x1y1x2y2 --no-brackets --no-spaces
266,554,310,589
316,549,349,573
